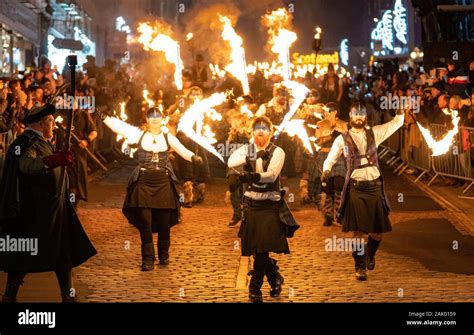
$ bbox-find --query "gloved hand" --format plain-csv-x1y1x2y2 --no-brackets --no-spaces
191,155,203,165
42,150,74,169
256,150,270,160
320,170,330,185
238,172,260,184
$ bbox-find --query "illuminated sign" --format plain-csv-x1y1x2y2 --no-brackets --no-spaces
370,0,409,56
339,39,349,66
292,52,339,66
393,0,408,44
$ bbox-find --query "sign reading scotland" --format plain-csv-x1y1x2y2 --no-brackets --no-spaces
370,0,408,57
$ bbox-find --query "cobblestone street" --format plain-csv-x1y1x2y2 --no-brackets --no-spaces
2,160,474,302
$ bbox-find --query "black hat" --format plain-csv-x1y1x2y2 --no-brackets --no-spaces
23,103,56,124
431,80,445,92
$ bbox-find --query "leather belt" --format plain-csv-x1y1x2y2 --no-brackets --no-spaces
350,178,380,186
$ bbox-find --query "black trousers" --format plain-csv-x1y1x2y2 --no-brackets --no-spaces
5,256,73,298
136,208,172,244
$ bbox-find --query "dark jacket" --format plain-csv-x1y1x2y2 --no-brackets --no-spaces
0,130,97,272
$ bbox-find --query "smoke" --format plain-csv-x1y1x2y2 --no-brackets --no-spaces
182,1,241,65
181,0,285,64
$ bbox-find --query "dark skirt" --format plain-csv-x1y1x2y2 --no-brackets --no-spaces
239,199,290,256
123,169,180,232
342,181,392,234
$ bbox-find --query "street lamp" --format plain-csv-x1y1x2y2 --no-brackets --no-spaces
312,26,322,74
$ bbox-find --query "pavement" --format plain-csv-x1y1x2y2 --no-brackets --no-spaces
1,159,474,302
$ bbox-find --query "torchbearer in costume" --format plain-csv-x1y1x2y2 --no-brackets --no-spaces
100,107,203,270
313,102,347,226
228,116,299,303
226,111,250,227
0,104,97,302
322,102,404,280
171,86,210,208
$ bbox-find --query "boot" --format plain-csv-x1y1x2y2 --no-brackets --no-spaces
194,183,206,203
2,272,25,303
352,242,367,281
182,181,194,208
248,270,264,303
158,240,170,265
265,258,284,298
322,193,334,226
367,236,381,271
141,243,156,271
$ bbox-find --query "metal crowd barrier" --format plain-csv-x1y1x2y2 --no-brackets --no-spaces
428,124,474,194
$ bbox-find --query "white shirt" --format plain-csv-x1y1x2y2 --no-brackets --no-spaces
228,143,285,201
103,116,194,162
323,114,404,181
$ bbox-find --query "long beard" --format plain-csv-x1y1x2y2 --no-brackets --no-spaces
350,119,367,129
254,134,270,148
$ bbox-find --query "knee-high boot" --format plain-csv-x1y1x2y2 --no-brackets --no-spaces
352,241,367,281
265,258,284,297
367,236,381,270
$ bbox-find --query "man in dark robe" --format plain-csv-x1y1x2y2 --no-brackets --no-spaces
0,104,97,302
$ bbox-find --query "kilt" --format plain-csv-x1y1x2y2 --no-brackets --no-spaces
239,198,290,256
341,180,392,234
123,169,180,232
309,151,346,181
294,146,311,175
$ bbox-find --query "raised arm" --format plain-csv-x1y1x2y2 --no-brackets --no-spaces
167,132,195,162
103,116,142,144
372,113,404,146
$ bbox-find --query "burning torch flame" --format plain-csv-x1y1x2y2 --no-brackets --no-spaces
177,93,227,163
143,90,155,107
274,80,310,139
137,22,183,90
186,32,193,41
220,15,250,95
263,8,297,81
283,119,313,155
240,104,254,118
119,102,127,121
55,115,64,124
417,110,460,156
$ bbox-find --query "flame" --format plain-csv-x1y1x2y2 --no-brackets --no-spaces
240,104,254,118
186,32,193,41
55,115,64,124
283,119,313,155
220,15,250,95
143,90,155,107
274,80,310,139
177,93,227,162
263,8,297,81
210,64,226,79
137,22,183,90
417,110,460,156
119,102,127,121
